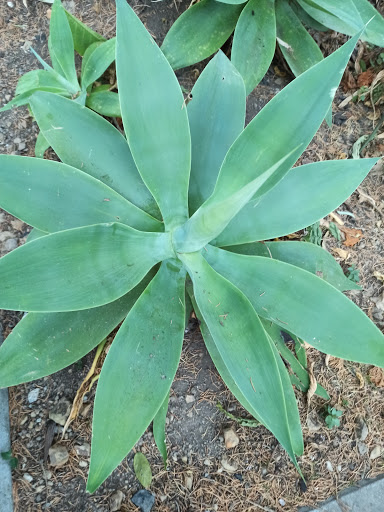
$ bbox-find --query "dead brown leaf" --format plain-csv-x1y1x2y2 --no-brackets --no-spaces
357,69,374,88
342,69,357,91
340,227,363,247
369,367,384,387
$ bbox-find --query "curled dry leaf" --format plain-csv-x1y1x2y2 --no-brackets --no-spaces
369,367,384,387
332,248,349,260
373,271,384,282
340,227,363,247
355,371,365,389
306,362,317,409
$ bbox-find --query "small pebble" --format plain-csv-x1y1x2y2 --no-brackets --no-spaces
110,490,124,512
79,460,88,468
326,461,334,472
18,142,26,151
370,445,383,460
279,498,286,506
185,395,195,404
28,388,39,404
23,473,33,483
4,238,18,252
7,2,14,7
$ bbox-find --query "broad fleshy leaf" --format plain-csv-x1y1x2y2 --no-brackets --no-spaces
161,0,243,70
275,0,323,77
232,0,276,95
116,0,191,229
291,2,329,30
226,241,360,291
87,261,185,492
0,155,162,233
182,252,302,461
34,131,50,158
187,51,246,214
0,271,154,387
261,319,330,399
15,69,67,96
29,92,160,218
48,0,79,88
81,38,116,90
174,153,294,253
65,9,106,55
0,224,172,312
204,246,384,365
86,88,121,117
0,87,70,113
216,158,378,246
351,0,384,47
153,393,169,465
296,0,363,35
210,33,360,213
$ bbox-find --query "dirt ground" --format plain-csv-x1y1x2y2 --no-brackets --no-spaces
0,1,384,511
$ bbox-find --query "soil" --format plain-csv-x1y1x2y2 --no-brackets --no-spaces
0,1,384,511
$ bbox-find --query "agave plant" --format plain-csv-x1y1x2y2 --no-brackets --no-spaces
0,0,118,155
162,0,384,95
0,0,383,492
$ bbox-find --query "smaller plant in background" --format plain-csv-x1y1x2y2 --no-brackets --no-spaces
1,451,18,470
329,222,342,241
305,221,323,246
324,406,343,429
0,0,118,156
161,0,384,96
347,264,360,284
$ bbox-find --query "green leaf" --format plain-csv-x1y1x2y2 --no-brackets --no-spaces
291,2,329,31
261,319,329,399
226,240,360,291
351,0,384,47
48,0,79,88
0,155,163,233
0,271,154,387
174,152,295,253
0,224,172,312
0,87,70,113
296,0,363,34
161,0,243,70
26,228,46,243
34,131,50,158
133,453,152,488
29,92,159,218
204,246,384,366
1,451,18,470
15,69,68,96
182,252,302,461
87,261,185,492
116,0,191,229
153,392,169,465
232,0,276,94
86,89,121,117
275,0,324,77
187,50,245,214
81,38,116,91
209,33,360,225
215,158,378,246
216,0,248,4
65,9,106,56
